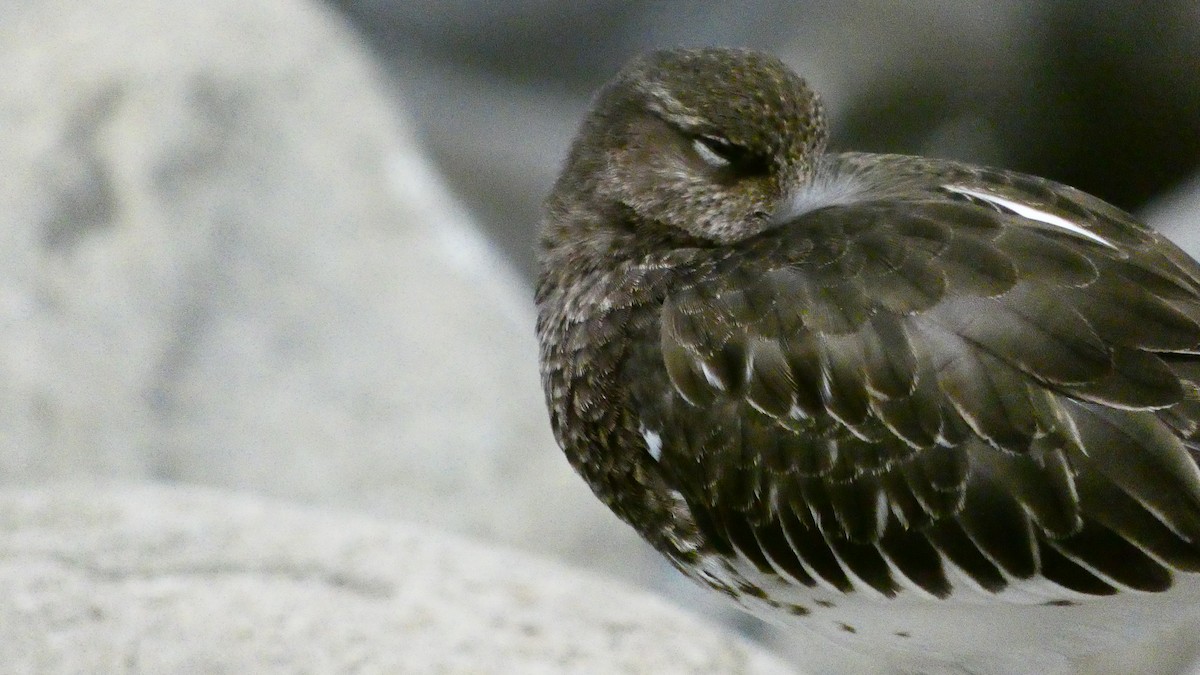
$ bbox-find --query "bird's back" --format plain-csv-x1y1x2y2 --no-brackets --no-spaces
603,153,1200,673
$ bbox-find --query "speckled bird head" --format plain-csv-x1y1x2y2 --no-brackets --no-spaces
547,48,827,247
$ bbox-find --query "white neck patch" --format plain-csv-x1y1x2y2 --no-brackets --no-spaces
942,184,1117,250
773,174,863,224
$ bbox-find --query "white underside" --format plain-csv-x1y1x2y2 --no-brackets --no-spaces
692,550,1200,675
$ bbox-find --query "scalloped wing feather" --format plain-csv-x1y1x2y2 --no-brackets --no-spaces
646,188,1200,600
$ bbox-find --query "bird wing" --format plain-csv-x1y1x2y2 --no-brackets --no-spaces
639,188,1200,599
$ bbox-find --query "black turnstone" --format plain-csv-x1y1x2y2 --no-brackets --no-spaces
535,47,1200,674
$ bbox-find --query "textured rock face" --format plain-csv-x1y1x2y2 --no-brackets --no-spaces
0,0,649,574
0,483,796,674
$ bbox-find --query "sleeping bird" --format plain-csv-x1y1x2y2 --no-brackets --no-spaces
536,47,1200,675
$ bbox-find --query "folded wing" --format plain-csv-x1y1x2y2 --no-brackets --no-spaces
641,193,1200,599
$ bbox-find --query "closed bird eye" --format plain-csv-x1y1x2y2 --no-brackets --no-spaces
689,134,769,177
691,135,738,168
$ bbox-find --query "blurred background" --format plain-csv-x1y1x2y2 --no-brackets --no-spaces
328,0,1200,273
1,1,1197,673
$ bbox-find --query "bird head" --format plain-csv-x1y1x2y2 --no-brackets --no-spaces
546,48,827,250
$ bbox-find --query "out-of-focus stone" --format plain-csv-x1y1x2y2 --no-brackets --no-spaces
1145,174,1200,258
0,0,649,577
0,483,799,674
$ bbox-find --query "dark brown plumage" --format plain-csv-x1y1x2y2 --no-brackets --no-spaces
536,48,1200,674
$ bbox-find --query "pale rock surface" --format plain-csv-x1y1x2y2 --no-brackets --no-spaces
0,0,652,578
1146,174,1200,258
0,483,798,674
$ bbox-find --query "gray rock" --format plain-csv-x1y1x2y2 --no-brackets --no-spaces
0,0,649,577
0,483,798,674
1145,174,1200,258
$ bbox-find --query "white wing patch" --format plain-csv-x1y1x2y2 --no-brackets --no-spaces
700,362,730,391
641,425,664,462
943,185,1117,250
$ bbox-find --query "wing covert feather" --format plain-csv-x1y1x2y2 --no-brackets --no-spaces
644,191,1200,600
